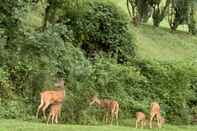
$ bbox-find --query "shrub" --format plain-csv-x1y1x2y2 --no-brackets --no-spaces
65,0,135,63
135,60,197,124
0,67,13,99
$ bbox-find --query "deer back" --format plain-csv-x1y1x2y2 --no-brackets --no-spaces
41,89,65,104
150,102,160,115
50,103,62,116
136,112,146,121
100,99,118,111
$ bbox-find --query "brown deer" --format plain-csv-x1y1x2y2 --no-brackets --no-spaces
159,116,165,128
149,102,161,128
135,112,146,128
47,103,62,124
89,96,119,125
36,78,65,119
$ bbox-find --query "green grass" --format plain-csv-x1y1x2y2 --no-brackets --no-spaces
1,119,197,131
133,24,197,63
110,0,197,63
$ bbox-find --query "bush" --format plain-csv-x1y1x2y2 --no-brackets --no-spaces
0,67,13,99
0,23,91,119
62,57,149,124
134,60,197,124
65,0,135,63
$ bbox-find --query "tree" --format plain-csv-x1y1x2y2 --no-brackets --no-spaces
39,0,81,31
150,0,171,27
168,0,196,34
0,0,27,45
127,0,152,24
127,0,171,26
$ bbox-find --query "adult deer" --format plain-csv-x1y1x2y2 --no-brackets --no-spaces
36,78,65,119
47,103,62,124
89,96,119,125
149,102,161,128
135,112,146,128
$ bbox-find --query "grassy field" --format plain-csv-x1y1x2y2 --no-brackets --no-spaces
134,24,197,63
1,119,197,131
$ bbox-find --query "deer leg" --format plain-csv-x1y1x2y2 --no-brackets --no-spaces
157,115,161,128
42,102,50,119
150,114,154,128
135,119,138,128
36,99,44,118
47,113,52,124
102,112,106,123
143,119,146,128
52,115,55,124
111,111,114,125
105,112,109,124
141,120,144,128
55,114,58,124
115,111,118,126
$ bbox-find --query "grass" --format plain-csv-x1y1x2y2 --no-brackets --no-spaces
1,119,197,131
133,24,197,63
109,0,197,64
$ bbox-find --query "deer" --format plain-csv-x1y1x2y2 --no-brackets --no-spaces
159,116,165,128
36,78,65,119
135,112,146,128
47,103,62,124
89,96,119,125
149,102,161,128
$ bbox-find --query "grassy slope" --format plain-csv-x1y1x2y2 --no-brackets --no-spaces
1,119,197,131
134,25,197,63
111,0,197,63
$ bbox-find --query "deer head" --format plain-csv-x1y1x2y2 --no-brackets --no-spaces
89,96,100,106
160,116,165,125
54,78,64,88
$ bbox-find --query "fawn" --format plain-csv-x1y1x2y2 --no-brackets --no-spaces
135,112,146,128
47,103,62,124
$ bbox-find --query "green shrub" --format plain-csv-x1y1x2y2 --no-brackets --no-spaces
134,60,197,124
65,0,135,63
0,99,26,119
0,67,13,99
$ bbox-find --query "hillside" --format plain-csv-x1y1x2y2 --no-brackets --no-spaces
134,25,197,63
110,0,197,63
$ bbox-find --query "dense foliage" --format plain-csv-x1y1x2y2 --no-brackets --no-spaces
64,1,135,63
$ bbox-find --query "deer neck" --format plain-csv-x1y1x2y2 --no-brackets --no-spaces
57,86,65,95
96,99,107,108
95,99,102,107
